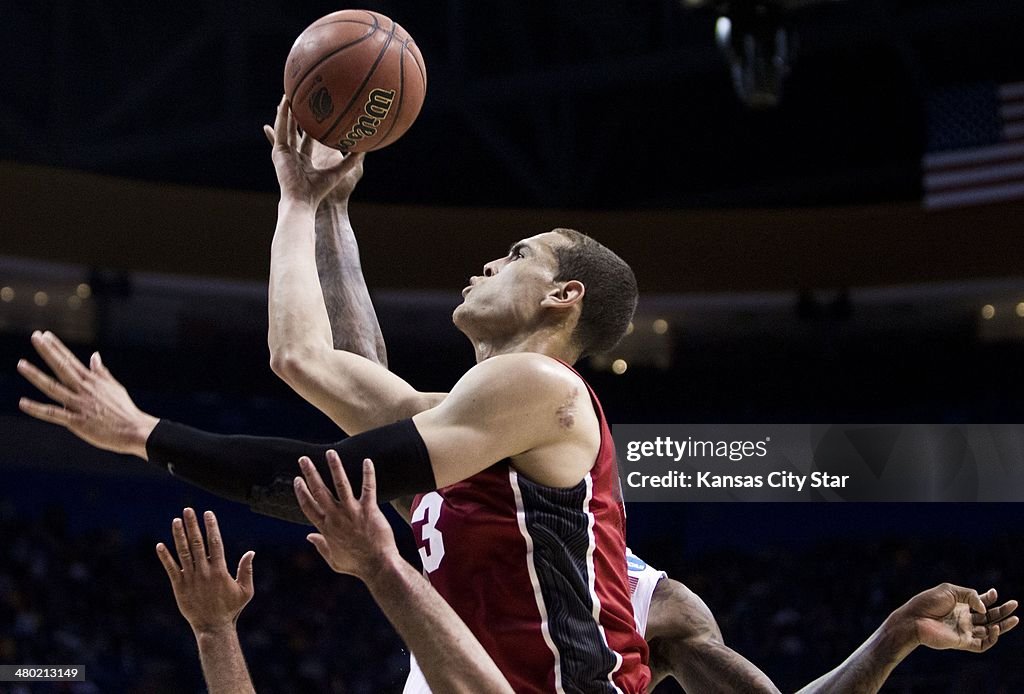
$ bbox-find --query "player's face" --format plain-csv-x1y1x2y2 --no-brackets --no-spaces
453,230,569,337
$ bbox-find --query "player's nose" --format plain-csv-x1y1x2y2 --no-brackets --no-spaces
482,259,501,277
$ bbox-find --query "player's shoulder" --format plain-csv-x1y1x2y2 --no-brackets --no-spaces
470,352,584,395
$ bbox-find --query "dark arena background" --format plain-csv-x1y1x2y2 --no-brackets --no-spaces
2,0,1023,691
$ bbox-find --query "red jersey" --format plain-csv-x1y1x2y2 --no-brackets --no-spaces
410,360,650,693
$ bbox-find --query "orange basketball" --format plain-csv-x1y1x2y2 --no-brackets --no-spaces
284,10,426,152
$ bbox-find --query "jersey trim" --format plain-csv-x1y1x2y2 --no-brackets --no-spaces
584,473,625,693
510,468,565,693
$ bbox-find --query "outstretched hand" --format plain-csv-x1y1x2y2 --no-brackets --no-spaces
263,95,366,208
17,331,158,458
156,508,255,635
293,452,398,579
900,583,1018,652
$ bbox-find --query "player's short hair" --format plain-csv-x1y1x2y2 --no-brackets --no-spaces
552,228,638,358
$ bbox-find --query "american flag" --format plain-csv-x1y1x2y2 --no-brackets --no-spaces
922,81,1024,210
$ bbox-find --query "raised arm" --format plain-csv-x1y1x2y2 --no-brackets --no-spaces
18,334,583,521
156,509,256,694
264,97,437,435
796,583,1018,694
293,454,513,694
310,143,387,364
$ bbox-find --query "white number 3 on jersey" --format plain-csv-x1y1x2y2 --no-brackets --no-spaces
411,491,446,573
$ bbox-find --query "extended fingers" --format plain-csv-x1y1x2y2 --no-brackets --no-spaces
171,516,193,576
203,511,227,570
273,95,289,148
183,508,209,574
89,352,113,379
299,456,337,509
326,450,355,505
284,99,298,149
299,127,314,156
236,550,255,595
31,331,89,385
294,469,327,526
17,359,77,406
360,458,377,507
155,542,181,585
18,397,80,427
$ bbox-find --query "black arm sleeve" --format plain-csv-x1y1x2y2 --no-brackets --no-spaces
145,418,436,524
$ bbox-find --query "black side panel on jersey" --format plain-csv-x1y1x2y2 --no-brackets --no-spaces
514,473,621,692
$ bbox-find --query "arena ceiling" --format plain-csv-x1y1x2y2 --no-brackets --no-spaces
3,0,1021,208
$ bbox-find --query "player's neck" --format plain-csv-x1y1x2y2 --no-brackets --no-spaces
471,329,579,364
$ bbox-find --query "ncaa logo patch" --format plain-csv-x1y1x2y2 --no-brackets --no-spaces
626,552,647,572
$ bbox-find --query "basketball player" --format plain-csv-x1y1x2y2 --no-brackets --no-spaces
18,97,650,691
253,131,1019,692
156,464,515,694
626,553,1017,692
20,105,1018,691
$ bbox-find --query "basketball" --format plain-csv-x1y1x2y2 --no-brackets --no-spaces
283,10,426,152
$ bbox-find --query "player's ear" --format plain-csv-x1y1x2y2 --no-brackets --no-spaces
541,280,584,309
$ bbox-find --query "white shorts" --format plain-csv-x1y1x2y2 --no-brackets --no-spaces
625,548,667,638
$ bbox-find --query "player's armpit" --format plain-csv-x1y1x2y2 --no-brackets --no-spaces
412,353,598,488
270,344,441,434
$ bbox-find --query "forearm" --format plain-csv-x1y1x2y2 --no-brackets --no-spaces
650,637,779,694
795,614,917,694
314,198,387,364
365,554,513,694
145,418,435,522
194,626,256,694
268,200,334,358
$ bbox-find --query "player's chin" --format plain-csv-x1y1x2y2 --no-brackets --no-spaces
451,302,468,326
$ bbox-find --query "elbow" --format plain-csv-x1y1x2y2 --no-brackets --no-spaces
270,344,320,384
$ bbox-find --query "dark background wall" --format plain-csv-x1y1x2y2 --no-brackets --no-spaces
2,0,1023,691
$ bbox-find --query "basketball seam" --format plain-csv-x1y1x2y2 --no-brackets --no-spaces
309,19,377,29
322,17,398,147
374,39,408,148
287,13,380,104
407,40,427,89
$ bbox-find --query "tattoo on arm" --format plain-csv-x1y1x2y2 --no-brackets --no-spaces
315,200,387,365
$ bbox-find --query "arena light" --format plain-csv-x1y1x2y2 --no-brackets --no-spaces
34,291,49,307
612,359,629,375
714,3,793,109
1016,302,1024,318
1,287,13,302
981,304,995,319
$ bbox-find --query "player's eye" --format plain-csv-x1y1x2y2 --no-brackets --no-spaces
510,248,524,260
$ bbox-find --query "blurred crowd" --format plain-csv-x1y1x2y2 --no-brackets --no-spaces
1,499,1020,693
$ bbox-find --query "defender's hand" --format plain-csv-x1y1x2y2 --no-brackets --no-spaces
156,509,255,634
293,453,399,579
17,331,158,458
897,583,1018,652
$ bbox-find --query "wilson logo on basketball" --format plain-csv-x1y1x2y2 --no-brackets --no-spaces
337,88,396,150
309,87,334,123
